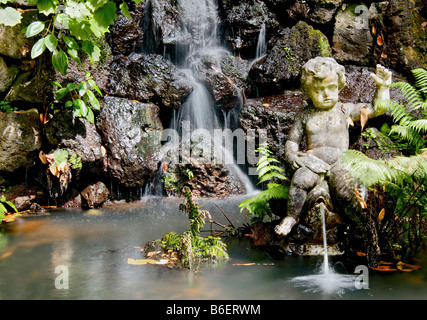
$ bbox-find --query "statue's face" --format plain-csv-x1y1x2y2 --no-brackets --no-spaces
309,73,339,110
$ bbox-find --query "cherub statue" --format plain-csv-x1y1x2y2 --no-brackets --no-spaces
275,57,392,236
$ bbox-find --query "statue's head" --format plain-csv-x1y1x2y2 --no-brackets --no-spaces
301,57,346,110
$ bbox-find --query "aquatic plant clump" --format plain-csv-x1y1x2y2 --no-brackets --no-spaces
144,186,229,269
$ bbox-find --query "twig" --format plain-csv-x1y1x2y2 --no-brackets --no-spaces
214,203,235,229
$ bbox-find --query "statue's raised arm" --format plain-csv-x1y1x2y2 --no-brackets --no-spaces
342,64,392,121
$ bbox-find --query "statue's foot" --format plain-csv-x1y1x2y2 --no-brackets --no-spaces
274,217,297,236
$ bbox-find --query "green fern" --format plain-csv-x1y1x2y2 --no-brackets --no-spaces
374,68,427,154
342,68,427,260
239,142,289,222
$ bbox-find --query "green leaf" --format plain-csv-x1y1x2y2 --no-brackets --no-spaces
62,35,79,50
67,48,81,63
45,34,58,52
51,81,62,88
31,37,46,59
81,40,101,63
120,2,132,20
88,79,102,95
65,0,91,23
55,13,71,28
87,0,109,11
52,49,68,75
55,87,70,100
78,81,87,97
37,0,59,16
90,2,117,36
25,21,45,37
0,7,22,26
66,82,78,91
73,99,88,117
68,19,92,40
86,107,95,123
53,149,69,167
86,90,100,110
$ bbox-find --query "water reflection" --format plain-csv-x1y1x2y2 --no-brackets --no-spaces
0,197,426,300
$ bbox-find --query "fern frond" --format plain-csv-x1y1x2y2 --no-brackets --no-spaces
412,68,427,95
409,119,427,134
389,125,425,151
392,82,424,110
258,172,287,184
340,150,408,186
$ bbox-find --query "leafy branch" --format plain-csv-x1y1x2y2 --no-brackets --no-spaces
0,0,143,122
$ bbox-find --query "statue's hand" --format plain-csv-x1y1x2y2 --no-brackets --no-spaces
370,64,392,88
292,152,331,173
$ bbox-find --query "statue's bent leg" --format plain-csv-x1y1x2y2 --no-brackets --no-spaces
275,167,320,236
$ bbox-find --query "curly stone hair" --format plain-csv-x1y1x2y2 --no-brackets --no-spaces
300,57,346,98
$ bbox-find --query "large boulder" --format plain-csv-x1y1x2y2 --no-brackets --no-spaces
141,0,180,58
99,96,164,187
332,4,374,65
111,0,146,56
263,0,343,25
0,108,42,172
107,53,193,109
248,21,331,95
370,0,427,74
221,0,281,59
0,57,19,93
191,52,251,110
43,110,105,175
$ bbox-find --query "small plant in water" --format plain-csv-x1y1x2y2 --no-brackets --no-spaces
144,186,229,269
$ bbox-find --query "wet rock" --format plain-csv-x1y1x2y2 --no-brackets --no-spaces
333,4,374,65
0,108,42,172
0,57,19,93
0,184,44,212
248,21,331,95
221,0,281,59
99,96,164,187
43,110,105,175
81,181,110,208
141,0,180,57
263,0,343,25
339,65,406,105
0,12,32,59
191,53,250,109
111,0,146,56
5,58,51,104
370,0,427,75
240,91,308,166
107,53,193,109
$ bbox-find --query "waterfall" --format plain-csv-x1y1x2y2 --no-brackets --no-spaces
255,23,267,59
143,0,256,196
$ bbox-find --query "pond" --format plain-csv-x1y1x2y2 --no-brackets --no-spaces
0,196,426,300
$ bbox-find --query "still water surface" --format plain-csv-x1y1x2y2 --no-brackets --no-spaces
0,196,426,300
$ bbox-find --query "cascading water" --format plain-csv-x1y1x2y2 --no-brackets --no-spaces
144,0,256,196
255,23,267,59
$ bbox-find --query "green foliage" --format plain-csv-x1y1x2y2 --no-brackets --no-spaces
0,195,18,222
0,0,143,123
148,186,229,269
0,101,18,113
341,68,427,260
239,142,289,223
53,149,82,170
